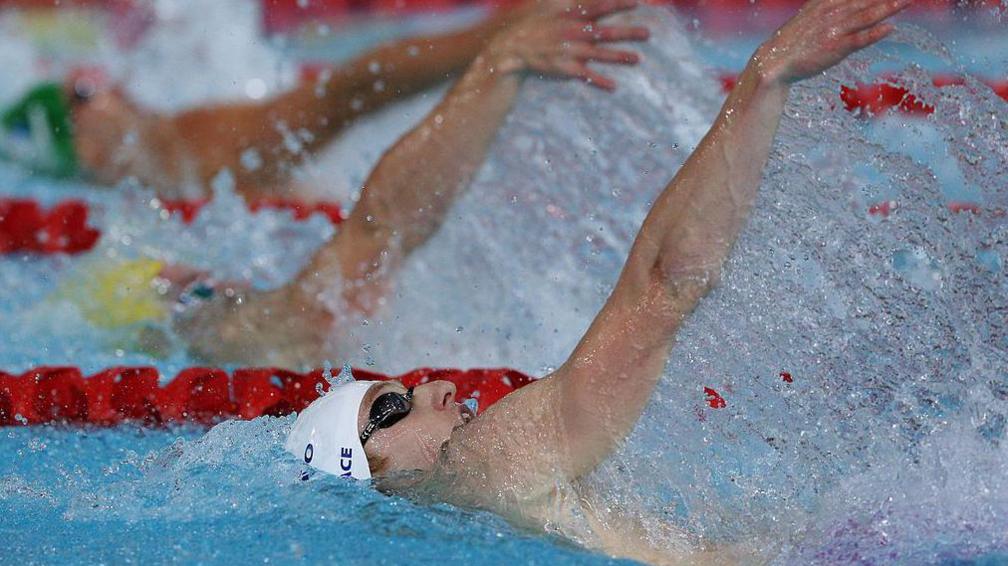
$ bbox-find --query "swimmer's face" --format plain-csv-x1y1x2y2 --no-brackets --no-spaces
65,78,140,183
358,380,475,475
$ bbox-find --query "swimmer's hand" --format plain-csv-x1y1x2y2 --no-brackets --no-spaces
754,0,912,86
172,285,330,367
486,0,650,91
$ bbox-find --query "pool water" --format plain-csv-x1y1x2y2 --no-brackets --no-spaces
2,0,1008,564
3,422,635,565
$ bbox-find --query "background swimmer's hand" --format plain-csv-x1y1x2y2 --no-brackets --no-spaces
312,0,647,300
754,0,912,85
172,285,331,367
486,0,650,91
157,263,211,301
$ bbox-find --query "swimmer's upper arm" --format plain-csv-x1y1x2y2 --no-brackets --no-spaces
472,63,797,485
547,259,704,479
524,53,812,482
293,62,523,305
440,277,694,491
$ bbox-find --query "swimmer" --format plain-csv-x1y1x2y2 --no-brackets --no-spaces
0,0,555,199
282,0,913,563
174,0,651,365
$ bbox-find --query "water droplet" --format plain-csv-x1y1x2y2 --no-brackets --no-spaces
463,398,479,416
334,363,355,385
245,78,267,100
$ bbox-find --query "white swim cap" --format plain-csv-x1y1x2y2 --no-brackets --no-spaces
285,380,380,480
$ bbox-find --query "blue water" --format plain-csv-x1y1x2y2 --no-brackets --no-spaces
2,1,1008,564
1,423,631,565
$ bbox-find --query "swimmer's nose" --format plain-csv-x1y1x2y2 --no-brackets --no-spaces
418,380,456,411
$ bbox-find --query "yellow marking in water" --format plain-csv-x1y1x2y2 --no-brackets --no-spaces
54,258,167,328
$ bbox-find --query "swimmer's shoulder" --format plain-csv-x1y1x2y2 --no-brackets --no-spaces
420,377,571,505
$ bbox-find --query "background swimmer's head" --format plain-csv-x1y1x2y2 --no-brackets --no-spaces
360,380,474,476
64,74,144,184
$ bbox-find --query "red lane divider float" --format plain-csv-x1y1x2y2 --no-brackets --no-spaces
160,197,344,225
868,200,1006,219
0,199,100,254
720,73,1008,116
0,364,739,427
0,197,343,255
4,73,1002,256
262,0,1001,35
703,386,727,409
0,366,533,427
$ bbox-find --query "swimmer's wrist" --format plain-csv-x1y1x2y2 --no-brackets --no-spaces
462,52,526,90
744,47,792,94
474,46,526,78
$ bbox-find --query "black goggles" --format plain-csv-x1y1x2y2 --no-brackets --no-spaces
360,387,413,446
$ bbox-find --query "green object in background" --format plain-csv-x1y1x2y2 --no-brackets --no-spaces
0,82,78,177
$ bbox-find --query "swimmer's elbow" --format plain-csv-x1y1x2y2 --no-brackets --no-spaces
652,253,722,303
352,180,400,238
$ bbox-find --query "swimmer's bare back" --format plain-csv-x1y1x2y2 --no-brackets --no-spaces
402,0,913,562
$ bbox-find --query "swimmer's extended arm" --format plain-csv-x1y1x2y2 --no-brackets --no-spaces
297,1,648,310
174,1,649,366
166,13,512,197
550,0,913,478
466,0,912,483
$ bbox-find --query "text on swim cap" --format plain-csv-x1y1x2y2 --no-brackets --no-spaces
341,447,353,477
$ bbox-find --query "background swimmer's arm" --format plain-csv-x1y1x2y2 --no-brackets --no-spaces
469,0,911,483
173,1,648,365
299,1,647,308
167,13,512,197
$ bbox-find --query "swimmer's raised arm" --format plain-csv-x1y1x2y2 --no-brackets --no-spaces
174,1,649,366
459,0,911,482
298,0,649,309
167,14,513,197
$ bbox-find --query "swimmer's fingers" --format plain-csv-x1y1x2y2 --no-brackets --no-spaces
156,263,211,302
830,0,879,15
556,60,618,90
569,44,641,65
846,21,895,49
843,0,912,35
570,0,639,21
567,24,650,43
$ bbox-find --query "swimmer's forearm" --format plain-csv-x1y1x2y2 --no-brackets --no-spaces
548,61,792,478
522,0,906,487
307,55,522,286
641,58,789,299
297,5,646,301
168,14,508,195
641,0,909,289
331,14,508,114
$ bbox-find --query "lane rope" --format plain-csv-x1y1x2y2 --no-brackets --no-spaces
2,71,1003,256
0,198,343,255
0,365,533,427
